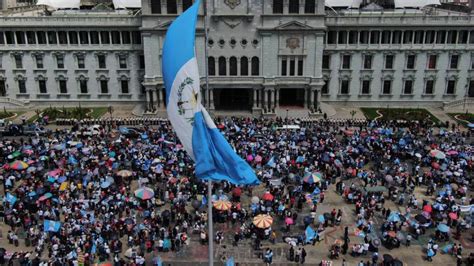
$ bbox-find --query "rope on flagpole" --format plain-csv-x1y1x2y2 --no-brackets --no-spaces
202,0,214,265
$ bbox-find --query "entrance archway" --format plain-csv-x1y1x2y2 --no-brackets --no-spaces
279,88,304,107
215,88,252,111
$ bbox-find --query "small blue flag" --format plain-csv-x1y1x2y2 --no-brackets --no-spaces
266,156,276,168
44,220,61,232
68,155,78,165
5,193,17,205
296,156,305,163
305,226,316,243
226,256,235,266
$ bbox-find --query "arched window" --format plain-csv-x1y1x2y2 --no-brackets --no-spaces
289,0,299,14
218,56,226,76
304,0,315,13
229,57,237,76
251,57,259,76
273,0,283,14
240,57,248,76
166,0,177,14
208,57,215,76
151,0,161,14
182,0,193,11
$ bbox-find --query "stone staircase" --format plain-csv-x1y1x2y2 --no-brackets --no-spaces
0,97,30,108
442,98,474,111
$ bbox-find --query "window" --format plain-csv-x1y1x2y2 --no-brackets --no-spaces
363,55,372,69
425,80,434,94
46,31,57,44
436,31,446,44
327,31,337,44
289,58,295,76
406,55,416,69
392,31,401,44
100,80,108,94
297,59,303,76
251,57,259,76
361,80,371,94
14,54,22,69
289,0,299,14
449,54,459,69
447,30,457,44
304,0,315,13
229,57,237,76
90,31,99,45
37,31,47,44
38,80,47,94
0,80,5,97
111,31,121,44
218,57,226,76
101,31,110,44
79,79,88,94
122,31,131,44
139,55,145,69
5,31,14,44
281,57,287,76
414,31,424,44
348,31,358,44
425,31,435,44
208,57,215,76
427,54,437,69
18,80,26,94
273,0,283,14
77,56,85,69
183,0,192,11
458,30,468,44
382,80,392,94
59,80,67,94
57,55,64,69
132,32,142,44
360,31,369,44
26,31,36,44
381,31,391,44
403,31,413,44
403,80,413,95
98,55,106,69
240,57,248,76
322,80,329,94
341,55,351,69
322,55,330,69
121,80,129,94
340,80,349,95
79,31,89,45
68,31,78,44
58,31,67,45
446,80,456,95
338,31,347,44
151,0,161,14
385,55,394,69
16,32,25,44
370,31,379,44
0,32,4,45
119,55,127,69
166,0,177,14
35,55,43,69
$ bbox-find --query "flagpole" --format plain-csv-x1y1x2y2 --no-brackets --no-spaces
202,0,214,265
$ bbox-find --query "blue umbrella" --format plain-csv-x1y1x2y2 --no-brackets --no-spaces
437,224,450,233
388,212,401,223
100,181,111,189
58,176,67,183
108,151,116,157
467,123,474,128
318,215,325,223
28,191,37,197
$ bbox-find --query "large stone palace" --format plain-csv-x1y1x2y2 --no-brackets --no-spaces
0,0,473,115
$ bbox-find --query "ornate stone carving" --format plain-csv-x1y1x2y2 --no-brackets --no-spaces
286,37,300,50
224,0,241,9
223,19,242,29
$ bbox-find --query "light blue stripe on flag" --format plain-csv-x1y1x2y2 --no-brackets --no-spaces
226,256,234,266
44,220,61,232
162,0,259,185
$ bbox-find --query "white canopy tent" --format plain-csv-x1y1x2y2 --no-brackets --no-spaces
113,0,141,9
394,0,440,8
325,0,363,8
36,0,80,9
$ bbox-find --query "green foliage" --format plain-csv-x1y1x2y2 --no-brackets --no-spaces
361,108,440,124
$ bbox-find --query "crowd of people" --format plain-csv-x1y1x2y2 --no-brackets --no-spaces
0,116,472,265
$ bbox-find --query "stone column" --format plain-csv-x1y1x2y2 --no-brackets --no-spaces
149,90,154,111
155,89,161,108
309,89,315,111
270,89,275,112
161,88,166,108
252,88,257,109
316,89,321,111
209,88,215,110
145,89,150,112
303,88,308,108
262,89,267,113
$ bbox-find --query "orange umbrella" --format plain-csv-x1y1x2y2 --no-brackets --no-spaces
253,214,273,229
213,200,232,211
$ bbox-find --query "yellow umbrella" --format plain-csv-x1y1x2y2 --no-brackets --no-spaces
213,200,232,211
253,214,273,229
59,182,69,191
116,170,133,177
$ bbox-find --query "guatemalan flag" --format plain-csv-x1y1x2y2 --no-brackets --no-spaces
162,0,259,185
